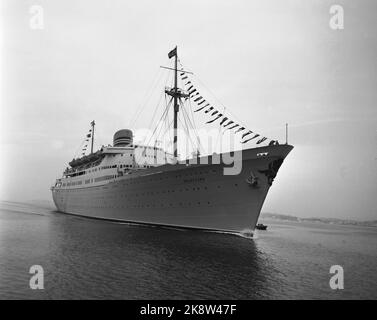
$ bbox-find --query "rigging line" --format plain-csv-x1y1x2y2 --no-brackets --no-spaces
182,99,203,154
194,74,270,142
142,89,164,145
214,106,226,151
178,113,196,159
153,121,166,149
167,101,173,144
165,118,175,156
73,124,92,158
145,97,173,148
141,69,172,146
177,104,190,146
179,70,218,152
191,74,246,129
153,98,172,147
128,67,163,127
158,96,167,146
180,61,270,145
147,100,171,148
180,61,225,116
130,69,161,125
159,117,173,156
95,127,104,150
162,93,172,142
178,60,190,88
180,62,263,149
165,104,173,153
158,104,174,155
181,103,202,156
137,57,172,148
159,117,174,145
165,94,174,148
177,75,204,154
179,64,232,133
73,139,86,159
191,74,228,111
181,106,194,151
187,98,203,152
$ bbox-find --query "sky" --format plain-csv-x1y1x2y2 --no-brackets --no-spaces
1,0,376,220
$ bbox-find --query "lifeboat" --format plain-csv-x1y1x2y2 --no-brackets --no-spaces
69,150,104,168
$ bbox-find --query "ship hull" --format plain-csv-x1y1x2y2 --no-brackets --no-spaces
52,145,293,232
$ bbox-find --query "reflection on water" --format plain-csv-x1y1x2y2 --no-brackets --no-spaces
0,201,376,299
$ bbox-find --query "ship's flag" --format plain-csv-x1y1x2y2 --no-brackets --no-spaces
195,103,210,112
223,120,234,128
220,117,228,125
235,127,245,133
168,47,177,59
177,65,273,147
228,124,239,130
194,106,206,112
242,134,260,144
256,137,267,144
242,130,253,139
206,114,222,124
190,93,200,100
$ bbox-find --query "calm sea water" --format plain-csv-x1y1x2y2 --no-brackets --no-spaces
0,201,376,300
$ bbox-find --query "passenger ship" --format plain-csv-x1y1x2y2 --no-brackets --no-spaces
51,48,293,233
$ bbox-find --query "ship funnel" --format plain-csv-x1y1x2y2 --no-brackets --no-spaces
113,129,133,147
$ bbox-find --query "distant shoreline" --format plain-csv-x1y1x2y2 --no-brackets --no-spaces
261,212,377,228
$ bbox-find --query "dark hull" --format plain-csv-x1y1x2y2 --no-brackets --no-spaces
52,145,293,232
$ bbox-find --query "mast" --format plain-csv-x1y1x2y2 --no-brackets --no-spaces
285,123,288,145
90,120,95,154
162,47,190,161
173,47,178,159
